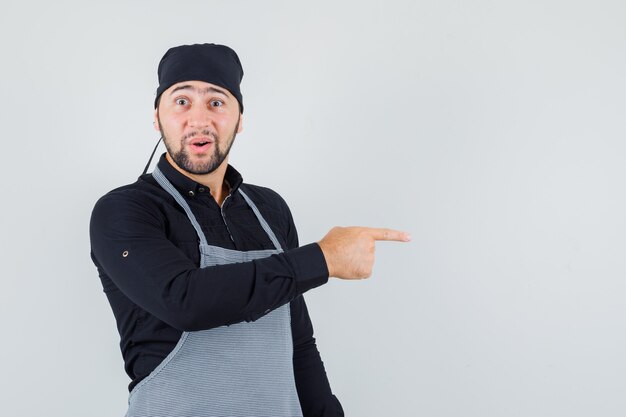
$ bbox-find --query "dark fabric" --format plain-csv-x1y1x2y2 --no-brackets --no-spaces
155,43,244,112
90,154,343,415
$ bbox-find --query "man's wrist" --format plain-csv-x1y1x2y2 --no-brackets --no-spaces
285,243,329,294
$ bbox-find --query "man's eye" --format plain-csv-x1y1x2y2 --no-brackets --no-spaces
176,98,188,105
211,100,223,107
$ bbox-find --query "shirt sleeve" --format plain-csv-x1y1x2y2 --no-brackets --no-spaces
89,191,329,331
283,202,345,416
291,297,345,416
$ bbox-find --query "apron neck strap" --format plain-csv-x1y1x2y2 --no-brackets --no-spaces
152,166,209,247
238,189,283,251
142,137,163,176
151,166,283,252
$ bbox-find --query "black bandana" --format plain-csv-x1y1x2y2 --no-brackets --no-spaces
155,43,244,113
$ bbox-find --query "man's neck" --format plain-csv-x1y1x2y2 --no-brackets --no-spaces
165,153,230,206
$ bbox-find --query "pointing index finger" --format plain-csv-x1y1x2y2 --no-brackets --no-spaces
368,228,411,242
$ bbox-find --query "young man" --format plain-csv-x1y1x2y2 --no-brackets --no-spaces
90,43,409,417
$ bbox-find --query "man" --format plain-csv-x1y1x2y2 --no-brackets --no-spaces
90,43,409,417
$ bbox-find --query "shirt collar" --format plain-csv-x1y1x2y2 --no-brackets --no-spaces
155,153,243,198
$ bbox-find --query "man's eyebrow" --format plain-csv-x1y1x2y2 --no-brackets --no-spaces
201,86,228,97
169,84,229,97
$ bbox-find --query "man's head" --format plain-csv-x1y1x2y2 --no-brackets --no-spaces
153,44,244,176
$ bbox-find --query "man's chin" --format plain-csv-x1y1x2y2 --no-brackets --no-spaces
182,165,217,175
181,158,225,175
169,147,229,176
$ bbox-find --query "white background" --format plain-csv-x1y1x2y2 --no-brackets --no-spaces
1,1,625,416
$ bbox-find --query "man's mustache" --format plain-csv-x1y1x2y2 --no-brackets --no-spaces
182,129,218,142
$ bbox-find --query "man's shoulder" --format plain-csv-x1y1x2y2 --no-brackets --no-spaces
91,175,165,220
239,182,291,212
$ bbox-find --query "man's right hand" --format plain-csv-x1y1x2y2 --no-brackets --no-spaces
317,226,411,280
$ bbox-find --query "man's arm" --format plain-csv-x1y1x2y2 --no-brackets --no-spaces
89,191,328,331
90,187,410,333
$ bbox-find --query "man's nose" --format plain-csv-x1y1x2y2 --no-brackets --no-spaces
187,104,212,128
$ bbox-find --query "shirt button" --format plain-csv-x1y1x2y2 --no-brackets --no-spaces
198,187,205,193
188,190,195,197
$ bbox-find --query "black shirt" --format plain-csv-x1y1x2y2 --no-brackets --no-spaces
90,155,343,416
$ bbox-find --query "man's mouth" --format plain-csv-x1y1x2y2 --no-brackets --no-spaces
189,137,214,148
184,137,215,155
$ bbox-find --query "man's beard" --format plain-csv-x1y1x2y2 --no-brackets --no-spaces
158,115,239,175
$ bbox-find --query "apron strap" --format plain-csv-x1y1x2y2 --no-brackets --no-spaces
152,167,283,252
142,137,163,176
239,189,283,252
152,166,209,247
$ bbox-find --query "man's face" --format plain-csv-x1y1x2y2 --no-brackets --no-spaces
154,80,243,175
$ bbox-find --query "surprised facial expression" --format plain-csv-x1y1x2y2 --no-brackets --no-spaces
155,80,243,175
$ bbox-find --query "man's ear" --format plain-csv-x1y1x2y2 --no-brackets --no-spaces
237,114,244,133
153,109,160,133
